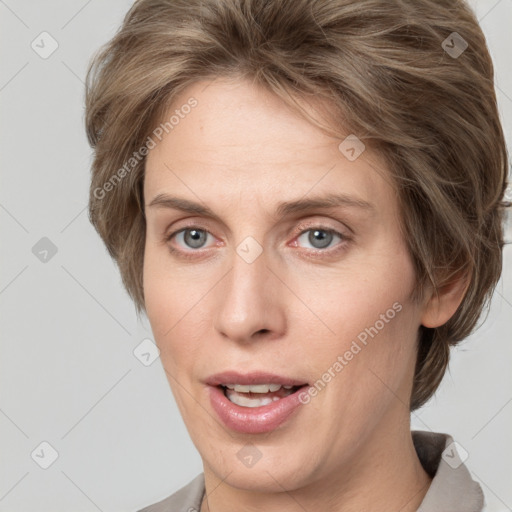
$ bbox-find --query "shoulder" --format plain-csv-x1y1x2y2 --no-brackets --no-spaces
136,473,205,512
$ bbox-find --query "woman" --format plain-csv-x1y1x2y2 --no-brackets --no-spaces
85,0,509,510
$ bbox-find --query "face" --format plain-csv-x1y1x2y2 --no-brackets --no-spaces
143,77,426,492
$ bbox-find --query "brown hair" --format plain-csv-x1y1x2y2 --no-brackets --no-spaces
85,0,509,410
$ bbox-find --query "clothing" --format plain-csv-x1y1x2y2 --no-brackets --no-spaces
137,430,484,512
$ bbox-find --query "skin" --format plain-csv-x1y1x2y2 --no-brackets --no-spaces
142,77,467,512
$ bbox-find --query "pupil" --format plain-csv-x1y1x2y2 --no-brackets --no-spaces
309,229,332,249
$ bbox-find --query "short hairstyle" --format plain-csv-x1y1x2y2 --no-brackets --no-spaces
85,0,509,411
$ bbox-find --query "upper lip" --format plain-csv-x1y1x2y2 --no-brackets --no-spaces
205,371,309,387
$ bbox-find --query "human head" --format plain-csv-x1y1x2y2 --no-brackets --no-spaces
85,0,508,412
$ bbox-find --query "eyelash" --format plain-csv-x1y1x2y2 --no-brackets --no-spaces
165,221,351,261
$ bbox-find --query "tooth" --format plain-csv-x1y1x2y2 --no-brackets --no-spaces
225,384,236,390
233,384,282,393
283,385,293,389
226,389,276,407
233,384,256,392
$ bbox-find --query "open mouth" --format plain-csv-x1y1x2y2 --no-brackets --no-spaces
208,380,311,433
218,383,306,408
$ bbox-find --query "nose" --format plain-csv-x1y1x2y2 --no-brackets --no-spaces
213,242,286,344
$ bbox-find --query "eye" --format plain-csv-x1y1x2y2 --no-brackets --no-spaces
165,224,349,259
170,228,214,250
296,227,344,250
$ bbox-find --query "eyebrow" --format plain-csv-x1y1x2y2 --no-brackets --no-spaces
147,192,374,219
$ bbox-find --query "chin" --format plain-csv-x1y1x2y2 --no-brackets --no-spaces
203,447,316,493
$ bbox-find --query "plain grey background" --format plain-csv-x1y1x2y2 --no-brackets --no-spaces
0,1,511,511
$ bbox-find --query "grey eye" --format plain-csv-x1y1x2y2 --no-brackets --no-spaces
297,229,340,250
181,228,209,249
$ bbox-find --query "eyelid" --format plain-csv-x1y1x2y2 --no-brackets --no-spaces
292,218,351,242
287,224,350,257
293,215,354,237
166,224,218,249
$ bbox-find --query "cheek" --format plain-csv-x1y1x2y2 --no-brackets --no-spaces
290,252,416,351
291,244,419,400
142,244,214,369
143,246,169,336
142,244,187,364
143,240,192,329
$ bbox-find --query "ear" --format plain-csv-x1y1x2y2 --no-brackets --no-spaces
421,270,470,328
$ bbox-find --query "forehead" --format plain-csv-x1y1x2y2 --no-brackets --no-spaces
144,78,395,216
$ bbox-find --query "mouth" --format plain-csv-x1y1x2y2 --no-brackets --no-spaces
206,374,310,434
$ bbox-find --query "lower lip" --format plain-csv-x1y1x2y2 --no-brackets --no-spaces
208,385,308,434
